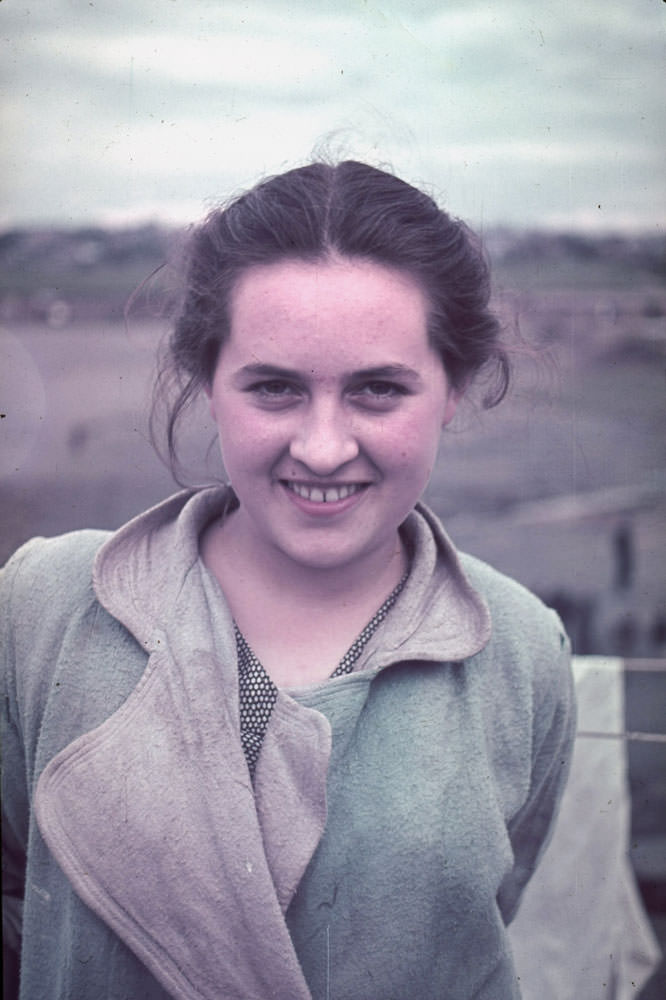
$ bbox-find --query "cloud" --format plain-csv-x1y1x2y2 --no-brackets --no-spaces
32,30,336,95
2,0,664,230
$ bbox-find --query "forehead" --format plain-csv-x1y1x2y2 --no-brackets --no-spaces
228,257,430,357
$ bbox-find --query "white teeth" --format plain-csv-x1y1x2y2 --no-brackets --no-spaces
288,482,361,503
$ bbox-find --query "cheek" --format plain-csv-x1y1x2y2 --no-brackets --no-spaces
215,412,284,472
378,417,441,486
395,409,443,458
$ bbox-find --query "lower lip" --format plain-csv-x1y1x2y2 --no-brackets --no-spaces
281,483,368,517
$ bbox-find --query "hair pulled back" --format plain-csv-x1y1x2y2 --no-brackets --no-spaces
157,160,508,471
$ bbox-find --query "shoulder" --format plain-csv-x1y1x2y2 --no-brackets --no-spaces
457,554,576,820
457,552,573,740
1,530,146,777
1,531,113,703
1,531,113,706
459,550,568,657
1,530,110,622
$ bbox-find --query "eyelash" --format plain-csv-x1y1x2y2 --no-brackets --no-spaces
354,381,407,400
249,380,297,398
247,379,409,407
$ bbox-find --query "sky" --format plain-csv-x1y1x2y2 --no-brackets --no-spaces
2,0,665,232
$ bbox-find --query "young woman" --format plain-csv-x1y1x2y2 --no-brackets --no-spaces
2,161,575,1000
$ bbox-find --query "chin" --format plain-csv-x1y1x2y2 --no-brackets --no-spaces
279,539,372,574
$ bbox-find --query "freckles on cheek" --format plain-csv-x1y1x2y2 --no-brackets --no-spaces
220,422,279,462
393,419,439,461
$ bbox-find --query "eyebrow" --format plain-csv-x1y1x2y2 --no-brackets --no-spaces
233,362,424,383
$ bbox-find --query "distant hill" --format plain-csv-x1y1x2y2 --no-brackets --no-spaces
0,224,664,324
0,224,178,324
485,229,665,294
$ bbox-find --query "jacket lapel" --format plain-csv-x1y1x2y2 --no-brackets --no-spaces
35,642,316,1000
34,489,325,1000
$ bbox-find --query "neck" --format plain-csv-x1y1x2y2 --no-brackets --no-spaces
202,508,408,610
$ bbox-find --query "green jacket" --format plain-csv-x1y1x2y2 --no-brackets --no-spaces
2,488,575,1000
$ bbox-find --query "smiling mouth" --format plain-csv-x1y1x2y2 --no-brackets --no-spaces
283,481,366,504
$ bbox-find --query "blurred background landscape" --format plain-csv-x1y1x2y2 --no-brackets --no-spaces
2,225,664,659
3,224,663,654
2,0,665,993
2,233,664,978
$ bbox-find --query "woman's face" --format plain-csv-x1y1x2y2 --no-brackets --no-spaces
208,256,459,575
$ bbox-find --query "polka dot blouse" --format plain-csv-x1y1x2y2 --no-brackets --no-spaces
235,575,408,780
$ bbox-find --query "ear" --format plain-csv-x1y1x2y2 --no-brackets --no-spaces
441,387,462,428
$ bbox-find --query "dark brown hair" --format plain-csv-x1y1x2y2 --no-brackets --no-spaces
155,160,508,472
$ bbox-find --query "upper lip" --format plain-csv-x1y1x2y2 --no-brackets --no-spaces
282,479,369,487
280,480,370,501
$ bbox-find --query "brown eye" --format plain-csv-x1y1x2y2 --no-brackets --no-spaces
366,381,398,396
256,381,292,396
358,381,406,399
246,380,301,407
348,380,410,411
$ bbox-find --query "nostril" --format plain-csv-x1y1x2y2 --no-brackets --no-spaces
288,433,360,474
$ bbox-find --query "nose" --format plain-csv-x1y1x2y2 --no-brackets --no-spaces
288,399,359,474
